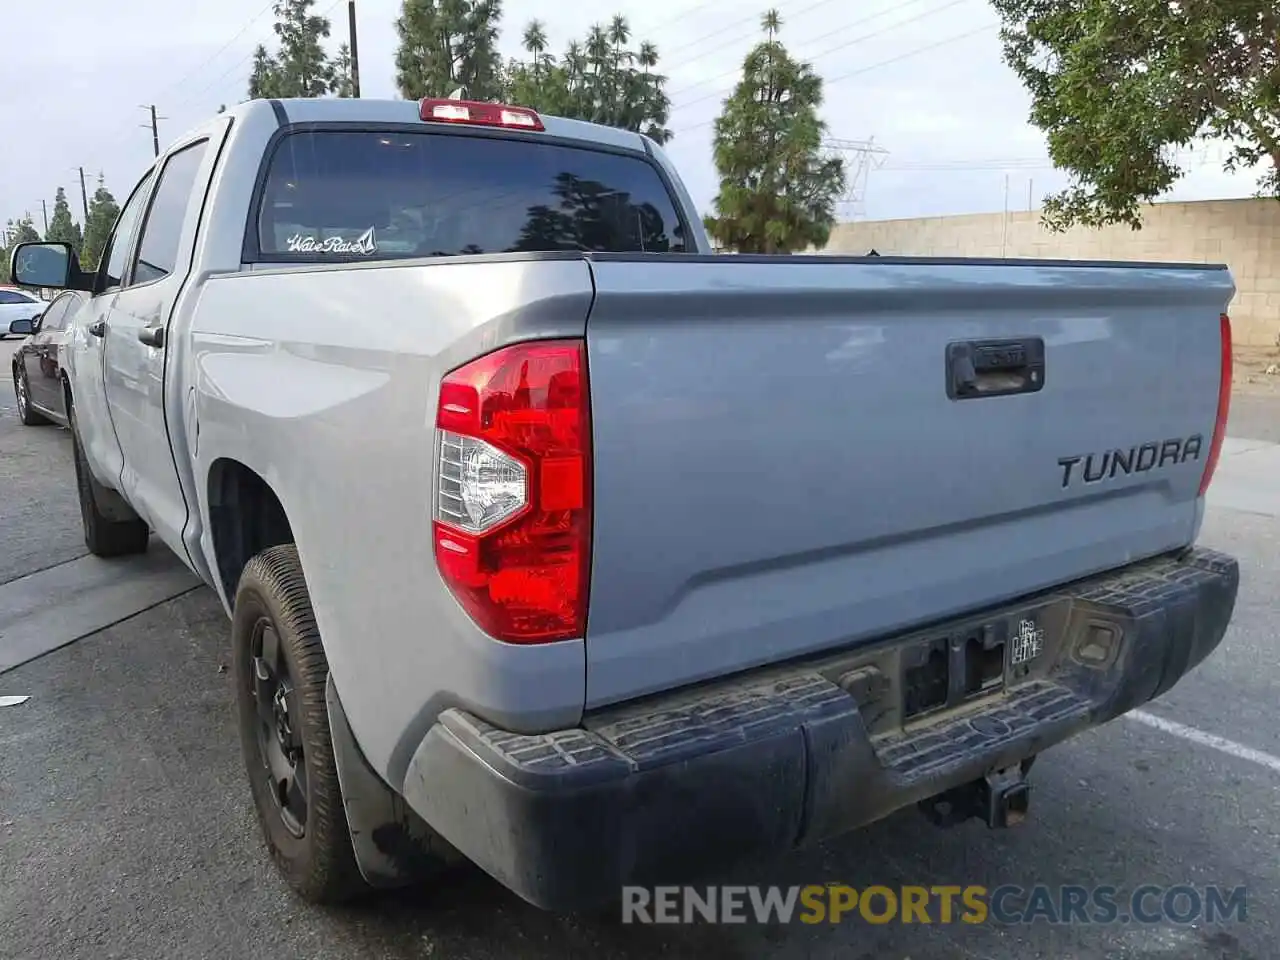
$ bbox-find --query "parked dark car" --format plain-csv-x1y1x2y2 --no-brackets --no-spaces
9,290,82,426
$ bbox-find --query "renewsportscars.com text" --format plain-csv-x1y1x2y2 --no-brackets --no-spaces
620,884,1248,926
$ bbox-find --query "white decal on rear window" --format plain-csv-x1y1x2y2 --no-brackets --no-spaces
285,226,378,255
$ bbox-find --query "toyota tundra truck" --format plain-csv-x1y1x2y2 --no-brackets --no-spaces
9,96,1239,912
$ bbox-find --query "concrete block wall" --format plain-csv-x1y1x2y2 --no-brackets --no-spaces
824,198,1280,346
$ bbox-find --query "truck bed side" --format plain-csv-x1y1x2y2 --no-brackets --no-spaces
183,254,598,781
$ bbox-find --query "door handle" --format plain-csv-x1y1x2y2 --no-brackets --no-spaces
88,320,106,338
138,325,165,348
946,338,1046,400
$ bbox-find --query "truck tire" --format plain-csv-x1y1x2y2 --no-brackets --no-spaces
68,400,150,557
232,544,367,904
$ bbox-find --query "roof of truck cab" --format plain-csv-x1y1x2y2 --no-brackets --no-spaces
223,97,650,154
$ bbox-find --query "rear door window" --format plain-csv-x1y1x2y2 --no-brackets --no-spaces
253,130,690,261
133,141,209,285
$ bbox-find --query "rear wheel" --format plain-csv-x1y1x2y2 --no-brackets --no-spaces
232,544,367,904
68,399,150,556
14,365,51,426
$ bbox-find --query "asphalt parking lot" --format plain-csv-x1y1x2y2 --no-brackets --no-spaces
1,336,1277,960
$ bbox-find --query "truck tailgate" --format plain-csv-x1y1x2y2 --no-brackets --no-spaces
581,255,1234,708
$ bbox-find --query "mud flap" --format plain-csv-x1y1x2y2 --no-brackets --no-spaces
325,675,460,888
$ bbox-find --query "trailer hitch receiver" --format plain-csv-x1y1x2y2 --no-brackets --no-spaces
918,765,1031,829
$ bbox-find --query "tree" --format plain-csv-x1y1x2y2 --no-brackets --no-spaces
45,187,83,256
394,0,505,101
505,15,672,142
10,216,40,246
81,176,120,271
993,0,1280,230
1,214,41,282
248,44,283,98
703,11,845,254
331,43,355,97
247,0,346,99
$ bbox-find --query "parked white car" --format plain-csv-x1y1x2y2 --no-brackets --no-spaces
0,285,44,339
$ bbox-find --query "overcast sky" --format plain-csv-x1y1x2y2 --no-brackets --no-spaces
0,0,1262,231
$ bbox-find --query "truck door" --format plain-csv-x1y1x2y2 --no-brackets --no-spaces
100,133,218,559
77,170,157,492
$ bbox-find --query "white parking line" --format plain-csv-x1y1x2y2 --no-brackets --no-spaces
1126,709,1280,775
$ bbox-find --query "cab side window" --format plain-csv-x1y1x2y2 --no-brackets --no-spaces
99,172,156,292
132,141,209,286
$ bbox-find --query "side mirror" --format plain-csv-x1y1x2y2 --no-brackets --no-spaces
8,318,35,336
10,241,81,290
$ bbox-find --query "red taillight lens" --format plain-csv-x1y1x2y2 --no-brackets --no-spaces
419,98,545,131
433,340,590,643
1198,312,1232,497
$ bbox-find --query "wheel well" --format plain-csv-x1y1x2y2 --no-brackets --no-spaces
207,459,295,602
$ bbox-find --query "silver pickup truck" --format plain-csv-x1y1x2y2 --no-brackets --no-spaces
9,96,1239,912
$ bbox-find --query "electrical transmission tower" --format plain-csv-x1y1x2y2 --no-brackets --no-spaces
822,137,890,220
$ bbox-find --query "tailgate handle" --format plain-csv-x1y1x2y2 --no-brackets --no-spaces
946,338,1045,400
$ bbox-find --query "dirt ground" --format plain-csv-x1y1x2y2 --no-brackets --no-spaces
1235,344,1280,398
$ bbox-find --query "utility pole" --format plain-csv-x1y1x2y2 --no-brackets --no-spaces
1001,173,1010,257
40,199,48,235
347,1,361,97
140,104,166,157
77,167,90,223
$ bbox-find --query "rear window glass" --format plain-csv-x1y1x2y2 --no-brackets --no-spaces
255,130,690,259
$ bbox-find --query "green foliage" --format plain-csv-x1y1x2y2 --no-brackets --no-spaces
504,15,671,142
45,187,83,256
81,176,120,271
248,45,282,98
10,216,40,245
704,10,845,253
331,43,355,97
992,0,1280,230
394,0,505,101
248,0,349,99
1,216,41,284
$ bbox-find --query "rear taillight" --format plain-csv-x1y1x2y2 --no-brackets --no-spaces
1198,312,1232,497
432,340,591,643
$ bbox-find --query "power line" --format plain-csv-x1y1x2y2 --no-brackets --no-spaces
824,23,998,90
637,0,743,39
881,144,1228,173
676,22,998,135
151,0,277,103
670,0,977,114
667,0,961,105
170,0,345,117
660,0,819,61
87,2,279,166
